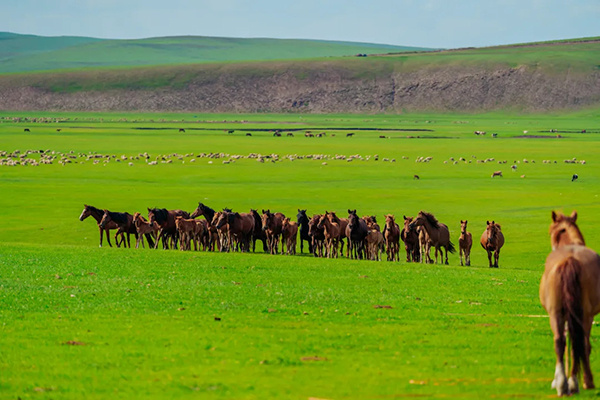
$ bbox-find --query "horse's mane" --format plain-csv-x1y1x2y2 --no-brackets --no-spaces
329,212,341,224
149,208,169,223
420,211,439,228
86,205,103,215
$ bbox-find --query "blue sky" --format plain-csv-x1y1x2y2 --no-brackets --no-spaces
4,0,599,48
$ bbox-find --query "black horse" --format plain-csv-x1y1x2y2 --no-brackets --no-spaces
296,209,313,254
346,209,369,260
249,209,268,252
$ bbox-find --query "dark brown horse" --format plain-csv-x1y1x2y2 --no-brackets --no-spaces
308,214,325,257
384,214,400,262
400,215,420,262
216,211,255,252
459,220,472,266
409,211,455,264
346,210,369,260
79,204,121,247
281,217,298,255
190,202,216,223
99,209,138,248
317,212,341,258
480,220,504,268
541,210,600,396
261,210,286,255
148,208,190,249
297,209,313,254
250,209,268,253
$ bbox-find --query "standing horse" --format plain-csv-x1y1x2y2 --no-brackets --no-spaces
308,214,325,257
459,220,472,266
400,216,420,262
148,208,190,249
250,209,268,253
281,218,298,255
346,210,369,260
132,212,158,249
217,211,254,252
329,211,347,257
317,212,341,258
261,210,286,255
99,210,137,248
540,210,600,396
297,209,313,254
79,204,121,247
190,202,216,222
384,214,400,261
409,211,455,264
480,220,504,268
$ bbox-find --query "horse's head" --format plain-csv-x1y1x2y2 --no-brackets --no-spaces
385,214,395,228
550,210,584,249
261,210,272,232
409,213,425,230
211,212,222,227
308,215,321,236
215,212,229,230
485,221,500,244
79,205,91,221
175,216,184,229
99,210,111,229
460,220,468,234
282,217,290,230
147,208,156,225
317,213,328,229
133,212,141,225
297,209,308,223
190,202,205,219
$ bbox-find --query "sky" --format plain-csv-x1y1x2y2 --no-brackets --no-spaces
4,0,599,48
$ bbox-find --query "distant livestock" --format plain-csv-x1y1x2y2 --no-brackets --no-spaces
572,174,578,182
491,171,503,178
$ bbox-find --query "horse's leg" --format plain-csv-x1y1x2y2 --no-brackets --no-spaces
494,249,500,268
444,246,449,265
580,316,595,390
550,313,569,396
487,250,493,267
105,228,113,247
99,228,104,248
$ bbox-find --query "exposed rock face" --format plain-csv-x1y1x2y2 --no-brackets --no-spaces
0,62,598,112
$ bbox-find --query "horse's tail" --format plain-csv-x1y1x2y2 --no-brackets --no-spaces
560,256,586,372
447,240,456,254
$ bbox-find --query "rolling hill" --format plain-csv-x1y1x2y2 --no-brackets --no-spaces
0,32,433,73
0,33,599,113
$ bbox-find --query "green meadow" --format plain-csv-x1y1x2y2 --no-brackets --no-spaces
1,110,600,399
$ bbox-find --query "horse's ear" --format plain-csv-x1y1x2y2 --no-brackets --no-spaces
571,210,578,221
486,220,490,225
492,221,495,225
404,215,407,220
147,207,151,212
551,211,558,222
348,209,351,214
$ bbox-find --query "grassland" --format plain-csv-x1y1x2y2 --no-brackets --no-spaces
1,110,600,399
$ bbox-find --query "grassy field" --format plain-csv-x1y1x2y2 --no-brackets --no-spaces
1,110,600,398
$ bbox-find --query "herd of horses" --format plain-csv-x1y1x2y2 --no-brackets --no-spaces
79,203,505,267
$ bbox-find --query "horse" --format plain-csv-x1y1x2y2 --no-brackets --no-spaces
132,212,158,249
400,215,420,262
79,204,121,247
365,230,384,261
99,209,137,248
346,210,369,260
540,210,600,396
363,215,380,232
190,202,216,223
480,220,504,268
261,210,286,255
148,208,190,249
409,211,455,264
459,220,473,266
491,171,503,178
328,211,347,257
308,214,325,257
317,212,341,258
297,209,313,254
281,218,298,255
216,211,254,252
175,216,203,251
384,214,400,262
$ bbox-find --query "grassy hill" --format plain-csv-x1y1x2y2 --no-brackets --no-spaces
0,32,433,73
0,35,598,113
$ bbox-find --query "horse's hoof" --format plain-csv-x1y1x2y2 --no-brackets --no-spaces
568,376,579,393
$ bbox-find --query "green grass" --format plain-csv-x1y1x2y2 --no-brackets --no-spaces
1,110,600,398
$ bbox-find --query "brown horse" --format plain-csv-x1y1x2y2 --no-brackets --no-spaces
346,210,369,260
459,220,472,266
540,210,600,396
480,220,504,268
400,215,420,262
328,212,347,257
409,211,455,264
79,204,121,247
365,229,384,261
216,211,254,252
384,214,400,261
281,218,298,255
308,214,325,257
99,209,137,248
148,208,190,249
261,210,286,255
250,209,268,253
132,212,159,249
317,212,341,258
176,216,203,251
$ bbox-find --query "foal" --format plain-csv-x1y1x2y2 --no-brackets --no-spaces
459,220,472,266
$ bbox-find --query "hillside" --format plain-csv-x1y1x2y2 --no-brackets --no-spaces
0,36,599,113
0,32,431,73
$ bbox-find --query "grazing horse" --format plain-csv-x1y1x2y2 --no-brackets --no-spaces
250,209,268,252
400,216,420,262
99,210,137,248
346,210,369,260
148,208,190,249
79,204,120,247
281,218,298,255
409,211,455,264
540,210,600,396
297,209,313,254
459,220,473,266
308,214,325,257
384,214,400,261
261,210,286,255
480,220,504,268
132,212,158,249
317,212,341,258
